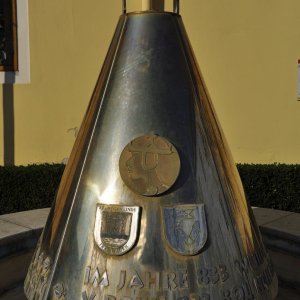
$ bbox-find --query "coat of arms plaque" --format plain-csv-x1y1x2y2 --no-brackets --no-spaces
163,204,207,255
94,204,141,255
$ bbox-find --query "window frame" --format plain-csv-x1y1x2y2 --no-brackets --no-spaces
0,0,30,84
0,0,18,72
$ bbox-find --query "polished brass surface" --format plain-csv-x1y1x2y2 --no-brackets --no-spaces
119,135,181,196
25,9,278,300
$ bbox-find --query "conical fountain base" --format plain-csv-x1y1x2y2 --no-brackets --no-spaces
24,11,278,300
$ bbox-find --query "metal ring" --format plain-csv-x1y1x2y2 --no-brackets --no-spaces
123,1,179,15
122,0,126,14
173,0,180,14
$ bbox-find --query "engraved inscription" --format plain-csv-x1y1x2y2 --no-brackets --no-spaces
145,272,160,290
81,264,234,299
82,290,96,300
162,272,177,290
53,282,65,299
85,267,109,287
82,262,230,297
94,204,141,255
130,274,144,288
234,249,275,295
222,283,254,300
190,294,211,300
253,262,274,294
82,267,193,294
116,269,190,292
104,296,115,300
117,271,126,290
84,267,91,284
234,247,267,275
24,249,51,300
197,265,229,286
102,295,210,300
119,135,181,196
178,270,189,289
82,267,109,300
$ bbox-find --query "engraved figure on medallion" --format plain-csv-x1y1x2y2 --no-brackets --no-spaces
119,135,181,196
94,204,141,255
163,204,207,255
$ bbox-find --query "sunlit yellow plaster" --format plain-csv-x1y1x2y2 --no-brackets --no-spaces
1,0,300,165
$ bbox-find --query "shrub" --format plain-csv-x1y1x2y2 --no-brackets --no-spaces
238,164,300,213
0,163,299,215
0,164,64,215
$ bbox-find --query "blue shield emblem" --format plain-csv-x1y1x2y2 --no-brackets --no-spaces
163,204,207,255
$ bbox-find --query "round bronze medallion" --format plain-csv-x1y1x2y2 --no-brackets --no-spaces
119,135,181,196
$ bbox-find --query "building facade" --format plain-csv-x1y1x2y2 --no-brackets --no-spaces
0,0,300,165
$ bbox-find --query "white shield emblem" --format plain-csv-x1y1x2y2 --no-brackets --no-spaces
163,204,207,255
94,204,141,255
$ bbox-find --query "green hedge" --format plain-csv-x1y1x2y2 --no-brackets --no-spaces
238,164,300,213
0,164,64,215
0,164,299,215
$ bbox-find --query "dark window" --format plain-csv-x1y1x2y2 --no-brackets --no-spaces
0,0,18,71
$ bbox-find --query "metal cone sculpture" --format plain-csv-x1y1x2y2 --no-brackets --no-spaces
25,2,278,300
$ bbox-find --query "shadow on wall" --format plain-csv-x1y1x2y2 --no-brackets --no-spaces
2,71,15,166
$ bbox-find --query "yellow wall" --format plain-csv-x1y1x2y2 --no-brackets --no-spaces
1,0,300,165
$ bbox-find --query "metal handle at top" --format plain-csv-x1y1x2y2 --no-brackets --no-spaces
123,0,126,14
121,1,180,15
173,0,180,14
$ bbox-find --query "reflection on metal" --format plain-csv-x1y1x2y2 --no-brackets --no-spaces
25,3,278,300
119,135,181,196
